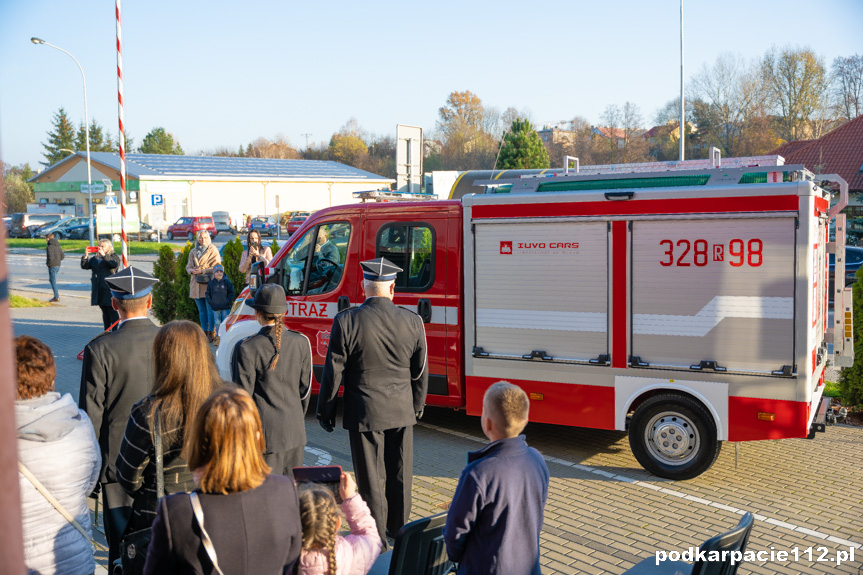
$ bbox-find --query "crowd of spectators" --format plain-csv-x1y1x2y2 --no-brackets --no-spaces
16,259,549,575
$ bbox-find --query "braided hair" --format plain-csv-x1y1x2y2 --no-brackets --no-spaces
298,485,341,575
257,311,287,371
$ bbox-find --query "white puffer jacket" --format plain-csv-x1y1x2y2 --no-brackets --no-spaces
17,392,101,575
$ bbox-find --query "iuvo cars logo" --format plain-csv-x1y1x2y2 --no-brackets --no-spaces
500,240,579,255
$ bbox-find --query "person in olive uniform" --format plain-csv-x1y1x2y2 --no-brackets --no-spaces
232,284,312,476
78,266,160,568
317,257,428,546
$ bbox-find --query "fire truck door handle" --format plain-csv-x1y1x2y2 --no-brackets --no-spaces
417,299,432,323
337,296,351,312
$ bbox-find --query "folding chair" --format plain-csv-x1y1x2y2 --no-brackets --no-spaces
368,512,454,575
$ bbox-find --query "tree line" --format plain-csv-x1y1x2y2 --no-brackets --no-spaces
27,45,863,189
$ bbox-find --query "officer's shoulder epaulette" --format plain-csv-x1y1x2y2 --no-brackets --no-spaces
87,329,113,346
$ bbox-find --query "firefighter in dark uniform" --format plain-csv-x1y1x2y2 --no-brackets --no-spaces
232,283,312,476
78,266,160,567
317,257,428,546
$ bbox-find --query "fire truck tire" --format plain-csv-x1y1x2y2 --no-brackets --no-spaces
629,393,721,480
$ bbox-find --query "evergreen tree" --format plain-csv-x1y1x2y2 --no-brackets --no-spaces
174,242,201,322
839,267,863,405
219,236,247,294
74,120,113,152
139,127,184,155
497,118,550,170
151,245,179,323
41,108,77,167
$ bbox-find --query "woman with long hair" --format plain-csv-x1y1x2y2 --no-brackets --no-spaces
143,387,303,574
186,230,221,342
115,320,222,533
80,238,121,329
238,228,273,285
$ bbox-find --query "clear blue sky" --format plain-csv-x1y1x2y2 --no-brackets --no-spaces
1,0,862,169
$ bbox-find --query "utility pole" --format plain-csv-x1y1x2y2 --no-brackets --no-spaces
679,0,685,162
301,133,312,150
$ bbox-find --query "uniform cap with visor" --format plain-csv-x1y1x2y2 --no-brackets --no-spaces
105,266,159,300
360,257,402,282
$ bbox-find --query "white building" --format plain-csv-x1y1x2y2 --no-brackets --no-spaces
31,152,394,230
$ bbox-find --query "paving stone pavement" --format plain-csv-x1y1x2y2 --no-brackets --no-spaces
10,291,863,574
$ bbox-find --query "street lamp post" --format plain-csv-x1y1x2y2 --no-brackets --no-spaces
31,37,95,246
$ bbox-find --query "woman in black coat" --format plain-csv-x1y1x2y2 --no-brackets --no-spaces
80,239,121,329
143,387,302,575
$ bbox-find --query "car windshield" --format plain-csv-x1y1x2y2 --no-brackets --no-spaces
290,216,306,222
847,248,863,265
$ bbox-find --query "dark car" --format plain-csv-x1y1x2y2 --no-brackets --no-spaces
287,215,308,235
10,213,65,238
829,245,863,300
250,216,279,238
36,216,92,239
166,216,217,241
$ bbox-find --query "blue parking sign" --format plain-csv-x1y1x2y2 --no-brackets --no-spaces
152,194,164,206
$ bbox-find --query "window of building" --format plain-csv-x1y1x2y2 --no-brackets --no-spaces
376,224,434,292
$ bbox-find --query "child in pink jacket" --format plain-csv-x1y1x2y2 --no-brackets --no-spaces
298,471,382,575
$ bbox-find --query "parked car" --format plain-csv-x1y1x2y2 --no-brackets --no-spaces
3,217,11,234
212,211,238,235
35,216,92,239
166,216,217,241
287,215,308,235
829,245,863,300
9,213,65,238
65,222,92,240
250,216,279,237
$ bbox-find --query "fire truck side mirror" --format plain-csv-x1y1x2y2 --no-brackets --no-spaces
249,261,263,297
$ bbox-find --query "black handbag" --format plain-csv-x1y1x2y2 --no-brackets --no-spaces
195,273,213,284
116,410,164,575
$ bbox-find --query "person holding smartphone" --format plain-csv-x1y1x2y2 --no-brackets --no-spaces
239,229,273,285
80,239,121,330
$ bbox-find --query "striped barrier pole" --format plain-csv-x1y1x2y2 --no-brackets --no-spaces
116,0,128,268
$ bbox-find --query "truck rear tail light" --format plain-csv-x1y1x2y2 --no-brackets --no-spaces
529,393,544,401
757,412,776,422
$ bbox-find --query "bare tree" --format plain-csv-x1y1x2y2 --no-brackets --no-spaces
691,53,768,156
245,135,301,159
599,104,623,163
762,45,829,142
831,54,863,122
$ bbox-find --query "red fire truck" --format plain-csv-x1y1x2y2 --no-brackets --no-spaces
216,154,853,479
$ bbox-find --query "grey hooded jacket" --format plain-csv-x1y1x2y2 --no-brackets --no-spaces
17,392,101,575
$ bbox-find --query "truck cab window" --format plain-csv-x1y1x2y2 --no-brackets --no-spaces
282,222,351,296
376,224,434,292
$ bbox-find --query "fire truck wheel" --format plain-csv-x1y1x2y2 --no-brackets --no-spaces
629,393,721,480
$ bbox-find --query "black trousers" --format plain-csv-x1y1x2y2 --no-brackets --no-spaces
99,304,119,331
348,426,413,546
264,446,305,478
101,482,133,568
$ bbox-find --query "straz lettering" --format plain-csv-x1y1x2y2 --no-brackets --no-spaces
660,238,763,268
286,301,328,317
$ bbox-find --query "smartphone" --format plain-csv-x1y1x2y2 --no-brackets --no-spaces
86,246,99,255
293,465,342,502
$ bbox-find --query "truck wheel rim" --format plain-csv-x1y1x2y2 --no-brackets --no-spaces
644,411,699,465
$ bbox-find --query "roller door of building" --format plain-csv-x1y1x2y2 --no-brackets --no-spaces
631,217,796,373
473,221,608,362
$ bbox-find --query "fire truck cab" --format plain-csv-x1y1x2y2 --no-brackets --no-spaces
217,154,853,480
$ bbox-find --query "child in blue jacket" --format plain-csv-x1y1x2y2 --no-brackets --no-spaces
205,264,235,345
444,381,549,575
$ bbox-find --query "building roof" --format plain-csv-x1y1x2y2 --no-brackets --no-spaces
34,152,393,183
769,115,863,192
592,126,626,140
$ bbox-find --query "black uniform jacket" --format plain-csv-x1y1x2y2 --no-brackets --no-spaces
317,297,428,432
231,325,312,453
143,474,302,575
81,252,121,306
79,317,160,483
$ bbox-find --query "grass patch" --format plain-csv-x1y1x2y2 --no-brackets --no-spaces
824,380,841,398
9,294,53,308
5,238,180,255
